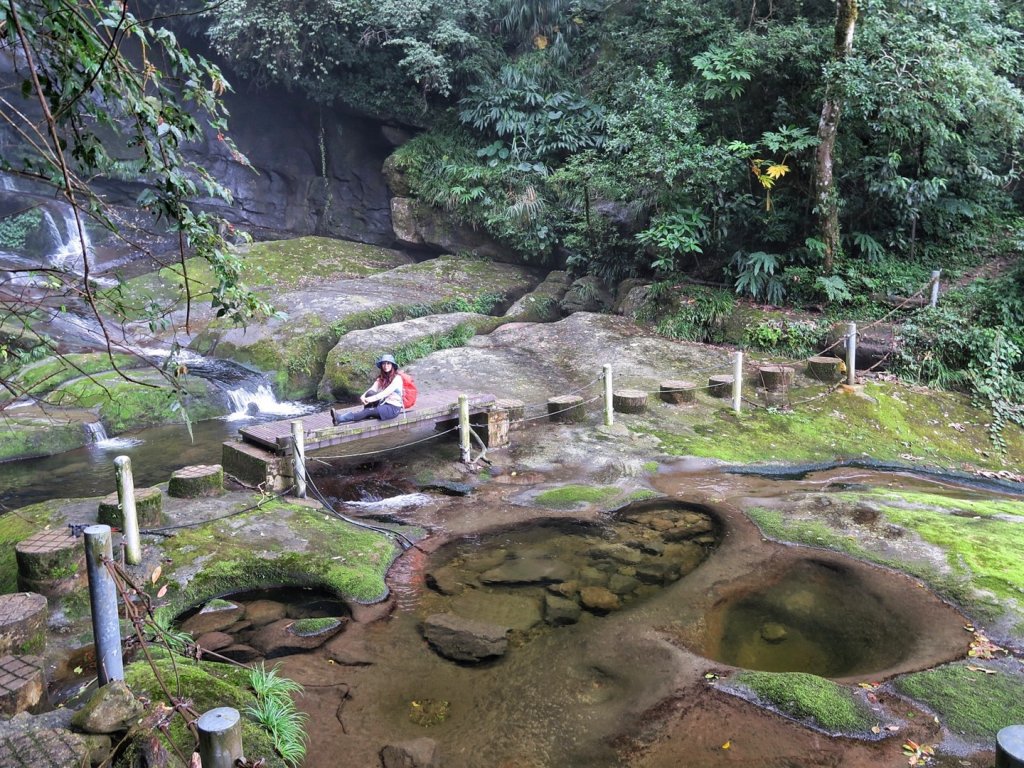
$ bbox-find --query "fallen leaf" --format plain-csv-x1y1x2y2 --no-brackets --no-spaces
721,741,731,750
150,565,162,584
871,725,881,734
966,665,997,675
156,584,168,598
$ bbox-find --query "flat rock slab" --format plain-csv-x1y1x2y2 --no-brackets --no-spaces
421,613,509,662
479,558,575,586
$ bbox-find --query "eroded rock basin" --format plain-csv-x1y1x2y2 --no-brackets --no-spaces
249,494,970,768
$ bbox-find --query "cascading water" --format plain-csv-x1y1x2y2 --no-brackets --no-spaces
41,205,92,273
83,420,143,450
223,383,310,420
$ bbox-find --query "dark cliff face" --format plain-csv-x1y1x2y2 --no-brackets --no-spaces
0,46,399,250
186,84,398,246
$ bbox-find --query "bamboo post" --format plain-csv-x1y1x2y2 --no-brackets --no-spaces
113,456,141,565
84,525,123,685
291,420,306,499
930,269,941,308
732,351,743,414
197,707,245,768
603,364,613,427
846,322,857,386
459,395,471,462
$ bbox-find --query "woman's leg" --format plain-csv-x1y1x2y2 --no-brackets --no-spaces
376,403,402,421
335,405,377,423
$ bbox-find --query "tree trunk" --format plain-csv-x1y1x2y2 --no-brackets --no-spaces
815,0,858,274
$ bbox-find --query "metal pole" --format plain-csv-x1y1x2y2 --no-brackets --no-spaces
846,322,857,386
291,420,306,499
732,352,743,414
458,395,471,462
197,707,245,768
603,364,614,427
930,269,941,308
114,456,141,565
84,525,123,685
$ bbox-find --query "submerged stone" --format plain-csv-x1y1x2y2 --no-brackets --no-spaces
421,613,509,662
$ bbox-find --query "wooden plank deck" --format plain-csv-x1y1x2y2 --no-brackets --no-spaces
238,389,497,454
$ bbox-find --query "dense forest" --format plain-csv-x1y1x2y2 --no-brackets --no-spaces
201,0,1024,435
2,0,1023,440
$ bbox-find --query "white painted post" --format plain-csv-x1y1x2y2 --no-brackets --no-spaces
291,420,306,499
84,525,124,685
114,456,141,565
603,364,614,427
846,322,857,386
197,707,245,768
458,395,471,462
732,352,743,414
930,270,941,308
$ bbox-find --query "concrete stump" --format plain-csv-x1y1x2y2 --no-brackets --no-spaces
97,486,163,528
613,389,648,414
659,380,696,404
0,593,47,656
15,529,86,597
806,355,844,382
495,398,526,426
0,655,44,716
168,464,224,498
757,365,795,392
547,395,586,423
997,725,1024,768
708,375,734,398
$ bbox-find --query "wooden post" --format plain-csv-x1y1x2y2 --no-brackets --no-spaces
846,322,857,386
197,707,245,768
459,394,471,462
290,420,306,499
930,269,941,308
84,525,123,685
603,364,613,427
114,456,141,565
732,351,743,414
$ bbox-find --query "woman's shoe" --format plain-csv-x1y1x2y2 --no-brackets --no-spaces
330,408,339,425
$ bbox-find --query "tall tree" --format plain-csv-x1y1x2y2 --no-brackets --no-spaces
814,0,858,274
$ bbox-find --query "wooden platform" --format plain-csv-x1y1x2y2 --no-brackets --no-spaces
238,389,499,454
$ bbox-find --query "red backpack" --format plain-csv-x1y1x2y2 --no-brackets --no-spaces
398,371,417,409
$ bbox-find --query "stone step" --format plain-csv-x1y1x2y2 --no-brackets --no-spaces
15,529,85,597
0,654,45,717
0,593,47,656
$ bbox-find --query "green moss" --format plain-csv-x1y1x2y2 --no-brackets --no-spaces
534,485,623,509
48,371,222,432
838,490,1024,608
0,501,60,592
733,671,876,733
0,418,86,462
0,352,143,404
894,662,1024,740
163,501,397,614
643,382,1023,471
627,489,661,502
291,617,342,636
125,655,283,767
642,461,659,473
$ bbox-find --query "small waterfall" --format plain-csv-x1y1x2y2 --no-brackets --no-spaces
84,422,108,443
224,384,310,421
83,420,143,450
42,206,92,273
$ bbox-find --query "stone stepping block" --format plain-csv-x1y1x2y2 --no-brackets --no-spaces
0,593,47,656
806,355,844,382
15,529,85,597
613,389,648,414
495,398,525,424
757,365,795,392
0,654,44,717
659,380,696,405
547,395,586,423
707,374,734,398
97,486,163,528
168,464,224,498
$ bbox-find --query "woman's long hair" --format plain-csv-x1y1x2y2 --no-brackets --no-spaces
376,365,398,389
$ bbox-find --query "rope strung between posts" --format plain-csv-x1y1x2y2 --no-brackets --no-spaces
310,424,460,462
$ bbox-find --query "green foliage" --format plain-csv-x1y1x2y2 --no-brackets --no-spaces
645,285,734,344
0,208,42,250
731,251,785,305
247,664,309,767
733,671,875,733
967,333,1024,453
636,209,709,275
534,484,622,509
743,318,827,357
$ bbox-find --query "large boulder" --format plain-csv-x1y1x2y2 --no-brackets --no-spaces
389,195,521,264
